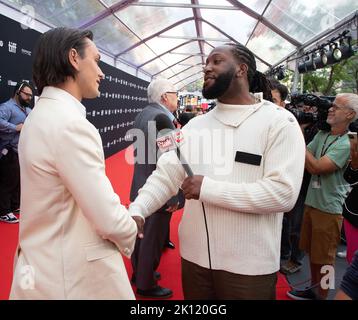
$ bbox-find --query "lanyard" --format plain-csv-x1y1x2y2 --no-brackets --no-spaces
320,132,345,157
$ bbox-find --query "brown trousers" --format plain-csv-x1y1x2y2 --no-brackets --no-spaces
181,258,277,300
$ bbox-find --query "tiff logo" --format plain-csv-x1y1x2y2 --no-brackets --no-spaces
8,41,17,53
21,48,31,56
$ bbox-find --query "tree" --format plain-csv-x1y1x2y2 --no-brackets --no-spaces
182,78,203,92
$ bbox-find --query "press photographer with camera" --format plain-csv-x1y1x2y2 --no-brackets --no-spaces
280,95,320,275
288,93,358,300
270,80,288,108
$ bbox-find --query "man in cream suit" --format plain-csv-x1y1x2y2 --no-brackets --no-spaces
10,27,143,299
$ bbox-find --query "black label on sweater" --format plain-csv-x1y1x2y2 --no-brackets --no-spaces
235,151,262,166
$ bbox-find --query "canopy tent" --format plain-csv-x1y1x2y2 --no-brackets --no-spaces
0,0,357,90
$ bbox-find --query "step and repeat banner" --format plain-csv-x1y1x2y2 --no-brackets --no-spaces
0,13,149,158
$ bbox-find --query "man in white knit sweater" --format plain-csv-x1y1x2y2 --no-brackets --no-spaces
129,44,306,299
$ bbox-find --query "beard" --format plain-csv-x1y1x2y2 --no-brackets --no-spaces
18,95,31,108
202,69,235,99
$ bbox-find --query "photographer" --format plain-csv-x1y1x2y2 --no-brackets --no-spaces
288,93,358,300
271,81,288,108
280,94,320,275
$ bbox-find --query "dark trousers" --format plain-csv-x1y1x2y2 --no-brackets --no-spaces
0,149,20,216
131,210,172,290
280,173,310,264
181,258,277,300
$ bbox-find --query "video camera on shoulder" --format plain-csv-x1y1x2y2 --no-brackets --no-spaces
286,93,333,131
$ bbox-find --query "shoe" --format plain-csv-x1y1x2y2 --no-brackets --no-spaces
131,271,161,284
287,288,318,300
137,286,173,299
0,212,19,224
13,208,20,214
280,260,302,275
337,250,347,258
165,240,175,250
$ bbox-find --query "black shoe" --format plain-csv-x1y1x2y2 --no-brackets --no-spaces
137,286,173,299
165,240,175,249
287,288,318,300
131,271,161,284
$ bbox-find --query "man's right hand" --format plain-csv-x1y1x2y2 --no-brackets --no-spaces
132,216,144,239
16,123,23,132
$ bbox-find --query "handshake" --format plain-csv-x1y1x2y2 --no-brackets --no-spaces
129,175,205,239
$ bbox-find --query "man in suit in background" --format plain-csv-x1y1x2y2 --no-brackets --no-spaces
10,27,141,299
130,78,183,299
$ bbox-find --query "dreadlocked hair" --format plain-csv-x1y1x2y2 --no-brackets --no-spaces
226,43,273,102
250,71,273,102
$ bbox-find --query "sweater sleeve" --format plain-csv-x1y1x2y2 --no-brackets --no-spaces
129,150,186,218
200,118,306,214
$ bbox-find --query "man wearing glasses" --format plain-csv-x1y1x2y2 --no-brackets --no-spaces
288,93,358,300
0,81,33,223
129,78,183,298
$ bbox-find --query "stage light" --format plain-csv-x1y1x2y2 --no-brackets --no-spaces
313,50,328,69
276,65,285,80
339,36,354,60
326,43,342,64
298,58,307,73
305,54,316,72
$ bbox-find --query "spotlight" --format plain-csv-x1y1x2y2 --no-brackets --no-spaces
298,58,307,74
339,36,354,60
305,54,316,72
276,66,285,80
326,42,342,64
298,56,315,73
313,50,328,69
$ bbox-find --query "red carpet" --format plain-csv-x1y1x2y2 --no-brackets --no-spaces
0,147,291,300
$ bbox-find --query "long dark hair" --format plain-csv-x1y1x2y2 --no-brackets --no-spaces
33,27,93,95
226,43,273,102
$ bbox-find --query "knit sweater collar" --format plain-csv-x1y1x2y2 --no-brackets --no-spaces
212,100,264,127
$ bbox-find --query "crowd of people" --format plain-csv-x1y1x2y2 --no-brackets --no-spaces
0,26,357,300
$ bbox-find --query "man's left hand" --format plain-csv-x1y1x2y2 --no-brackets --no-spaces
181,175,204,200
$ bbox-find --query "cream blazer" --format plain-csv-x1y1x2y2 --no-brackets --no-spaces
10,87,137,299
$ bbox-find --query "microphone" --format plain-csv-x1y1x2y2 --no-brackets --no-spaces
156,128,193,177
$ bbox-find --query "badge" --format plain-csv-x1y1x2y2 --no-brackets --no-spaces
312,179,321,189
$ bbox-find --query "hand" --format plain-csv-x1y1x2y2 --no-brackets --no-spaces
181,175,204,200
350,138,358,169
166,203,179,213
16,123,23,132
132,216,144,239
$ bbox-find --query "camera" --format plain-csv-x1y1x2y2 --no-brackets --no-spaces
286,93,333,131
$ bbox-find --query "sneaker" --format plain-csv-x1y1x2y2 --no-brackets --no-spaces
280,260,302,275
337,250,347,258
0,212,19,224
287,288,318,300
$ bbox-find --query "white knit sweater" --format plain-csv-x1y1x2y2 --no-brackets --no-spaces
129,100,305,275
